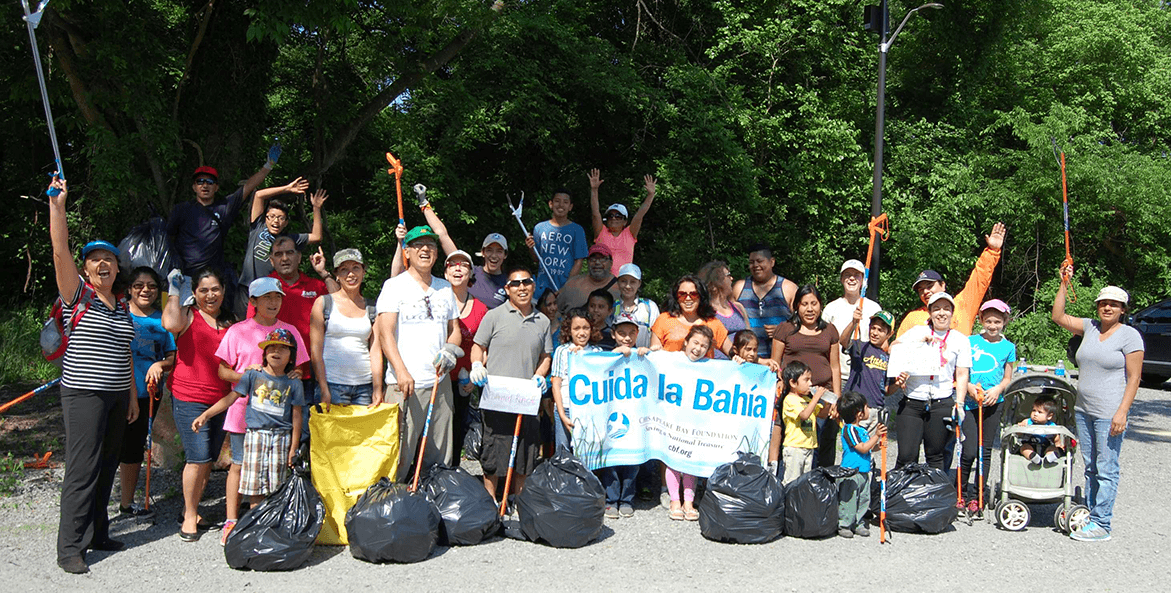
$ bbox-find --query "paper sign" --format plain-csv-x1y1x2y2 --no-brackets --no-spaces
887,341,942,377
479,375,542,416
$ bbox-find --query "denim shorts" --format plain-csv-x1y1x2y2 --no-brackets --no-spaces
172,398,227,464
317,382,374,407
229,432,245,465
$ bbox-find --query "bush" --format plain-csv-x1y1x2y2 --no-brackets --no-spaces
0,304,60,386
1001,275,1110,367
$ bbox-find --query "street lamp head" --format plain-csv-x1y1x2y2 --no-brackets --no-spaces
922,3,944,9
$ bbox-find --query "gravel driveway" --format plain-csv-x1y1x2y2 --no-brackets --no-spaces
2,382,1169,592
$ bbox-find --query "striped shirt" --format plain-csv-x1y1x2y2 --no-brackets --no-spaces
737,276,793,359
60,279,135,391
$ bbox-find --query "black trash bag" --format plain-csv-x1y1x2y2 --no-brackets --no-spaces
345,478,441,563
419,463,502,546
118,216,174,279
870,463,958,534
463,416,483,461
784,466,858,539
224,465,324,571
516,451,605,548
698,452,785,544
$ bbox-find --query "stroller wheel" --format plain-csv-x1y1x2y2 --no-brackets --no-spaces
1066,505,1091,533
996,500,1030,531
1054,505,1070,533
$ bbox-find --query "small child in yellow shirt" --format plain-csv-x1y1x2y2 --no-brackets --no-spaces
768,361,832,485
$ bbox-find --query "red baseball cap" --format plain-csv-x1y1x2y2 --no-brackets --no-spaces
588,244,613,258
192,166,219,181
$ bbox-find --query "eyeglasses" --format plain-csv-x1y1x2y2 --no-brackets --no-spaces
131,283,158,291
676,291,700,301
506,278,535,288
194,178,216,186
409,242,438,251
422,295,433,319
265,214,288,222
446,261,472,270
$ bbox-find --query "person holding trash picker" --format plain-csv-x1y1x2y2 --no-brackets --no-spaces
587,168,658,275
839,309,902,433
959,299,1017,514
46,176,138,575
376,225,464,480
470,266,553,503
193,328,304,509
895,222,1006,338
823,259,882,384
836,390,887,538
1051,269,1143,542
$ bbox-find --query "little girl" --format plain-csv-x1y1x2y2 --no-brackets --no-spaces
193,329,304,510
730,329,780,373
612,264,659,348
551,308,602,452
666,325,714,521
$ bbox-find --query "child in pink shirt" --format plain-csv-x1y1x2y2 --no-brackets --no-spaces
588,168,658,275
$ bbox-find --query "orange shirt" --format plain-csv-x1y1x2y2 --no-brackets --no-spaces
896,247,1002,338
650,313,728,358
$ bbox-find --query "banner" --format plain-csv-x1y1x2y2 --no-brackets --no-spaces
565,351,777,477
887,341,942,377
480,375,542,415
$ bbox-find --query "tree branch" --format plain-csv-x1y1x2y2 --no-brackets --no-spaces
43,11,112,132
173,1,217,122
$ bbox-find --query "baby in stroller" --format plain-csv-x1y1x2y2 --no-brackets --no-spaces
1017,394,1066,465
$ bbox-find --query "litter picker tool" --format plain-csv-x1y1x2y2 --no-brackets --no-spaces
499,413,523,518
0,377,61,415
878,408,890,544
1051,138,1076,302
856,213,890,339
144,379,157,513
385,152,407,265
976,386,985,522
20,0,64,194
507,192,559,292
954,399,966,523
409,368,445,493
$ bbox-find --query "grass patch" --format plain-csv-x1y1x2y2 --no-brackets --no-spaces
0,453,24,496
0,304,59,386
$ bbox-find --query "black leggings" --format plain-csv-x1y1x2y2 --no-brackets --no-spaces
896,396,954,470
960,402,1001,501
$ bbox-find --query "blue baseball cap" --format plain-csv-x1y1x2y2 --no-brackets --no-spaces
248,277,285,298
81,240,120,259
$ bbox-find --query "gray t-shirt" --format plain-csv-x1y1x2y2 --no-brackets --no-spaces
234,369,306,430
1075,318,1144,419
473,302,553,378
468,266,508,309
239,218,309,287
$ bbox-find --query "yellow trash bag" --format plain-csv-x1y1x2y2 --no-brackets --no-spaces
309,403,400,545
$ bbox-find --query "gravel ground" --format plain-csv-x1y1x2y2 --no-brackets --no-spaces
2,382,1169,592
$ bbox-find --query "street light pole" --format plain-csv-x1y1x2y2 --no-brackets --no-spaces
866,2,943,301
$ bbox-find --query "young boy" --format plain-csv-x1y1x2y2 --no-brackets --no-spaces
598,315,655,519
836,390,886,538
587,168,658,275
194,329,304,509
527,190,589,297
235,178,324,317
839,309,905,430
612,264,659,348
587,288,618,349
771,361,832,485
1018,394,1065,465
960,299,1017,511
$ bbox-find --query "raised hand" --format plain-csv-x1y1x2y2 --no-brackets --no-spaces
267,142,282,166
395,223,407,241
47,175,67,209
644,174,657,197
310,188,328,209
413,184,428,208
310,246,328,276
986,222,1007,250
285,177,309,195
588,168,603,190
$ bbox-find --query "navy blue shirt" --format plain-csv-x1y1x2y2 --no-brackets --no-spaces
168,188,246,275
845,341,890,408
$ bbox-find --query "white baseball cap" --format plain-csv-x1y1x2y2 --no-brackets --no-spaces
476,233,508,256
1095,286,1129,305
840,259,865,275
927,292,955,308
617,263,642,280
604,203,629,218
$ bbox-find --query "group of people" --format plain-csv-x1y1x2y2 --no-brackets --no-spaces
45,151,1143,573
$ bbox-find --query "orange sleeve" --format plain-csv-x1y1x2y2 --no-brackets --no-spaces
953,247,1002,334
896,308,928,338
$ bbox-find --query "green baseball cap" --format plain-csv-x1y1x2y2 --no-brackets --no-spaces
403,225,439,246
870,310,895,329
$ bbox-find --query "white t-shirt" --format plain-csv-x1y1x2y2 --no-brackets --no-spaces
898,324,972,401
375,273,459,389
822,296,881,381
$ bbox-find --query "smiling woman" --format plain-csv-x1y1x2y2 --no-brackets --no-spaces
46,177,138,575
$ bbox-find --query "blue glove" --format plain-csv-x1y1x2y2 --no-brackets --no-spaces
265,142,282,168
470,361,488,387
532,374,548,393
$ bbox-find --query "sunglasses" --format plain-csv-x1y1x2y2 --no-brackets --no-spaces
422,295,433,319
131,282,159,291
506,278,535,288
194,178,216,186
676,290,700,301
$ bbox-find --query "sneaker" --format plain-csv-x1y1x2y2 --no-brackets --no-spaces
220,520,237,546
853,524,870,537
120,504,154,518
956,497,966,510
604,506,620,520
838,527,854,538
966,499,980,514
618,504,635,518
1070,521,1111,542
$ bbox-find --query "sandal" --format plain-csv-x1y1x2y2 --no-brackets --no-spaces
669,508,685,521
178,530,202,542
684,508,700,522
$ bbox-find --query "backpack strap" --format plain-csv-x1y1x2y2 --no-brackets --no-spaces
322,294,333,331
65,284,98,338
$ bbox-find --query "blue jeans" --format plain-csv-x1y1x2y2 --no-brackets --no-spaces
1075,410,1125,532
171,398,227,464
318,382,374,406
599,465,639,506
229,432,244,465
554,416,572,453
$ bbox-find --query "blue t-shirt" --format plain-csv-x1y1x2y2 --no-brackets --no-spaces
845,341,889,408
234,369,306,430
840,423,872,473
532,219,588,296
968,334,1017,409
130,310,177,398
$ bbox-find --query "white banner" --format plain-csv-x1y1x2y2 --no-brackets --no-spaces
887,341,942,377
480,375,542,416
565,351,777,476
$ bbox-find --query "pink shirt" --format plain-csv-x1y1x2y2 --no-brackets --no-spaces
214,317,310,433
594,227,637,276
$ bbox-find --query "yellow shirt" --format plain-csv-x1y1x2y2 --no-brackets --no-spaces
782,391,823,449
896,247,1002,339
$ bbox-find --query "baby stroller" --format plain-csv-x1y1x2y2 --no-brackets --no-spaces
993,374,1089,533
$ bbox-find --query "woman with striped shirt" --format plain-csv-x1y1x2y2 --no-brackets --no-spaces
48,177,138,574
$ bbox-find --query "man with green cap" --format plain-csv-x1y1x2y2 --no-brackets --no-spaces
375,226,464,479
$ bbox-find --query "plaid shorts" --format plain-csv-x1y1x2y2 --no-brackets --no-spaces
240,429,291,497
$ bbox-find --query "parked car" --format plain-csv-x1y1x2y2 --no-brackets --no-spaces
1131,298,1171,386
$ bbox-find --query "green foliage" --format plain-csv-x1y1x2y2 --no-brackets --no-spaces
0,453,24,496
0,305,60,386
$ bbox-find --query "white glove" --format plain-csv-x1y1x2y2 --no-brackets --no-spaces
532,374,548,393
470,361,488,387
413,184,429,208
431,343,464,374
167,269,186,296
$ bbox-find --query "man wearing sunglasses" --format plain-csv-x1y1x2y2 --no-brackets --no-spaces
376,226,464,480
556,243,621,314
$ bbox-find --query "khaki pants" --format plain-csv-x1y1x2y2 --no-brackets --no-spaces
387,376,454,482
782,446,815,485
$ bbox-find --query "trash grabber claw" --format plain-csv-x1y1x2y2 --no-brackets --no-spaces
410,368,444,493
856,212,890,338
21,0,65,191
500,413,523,517
145,379,157,511
386,151,408,265
1051,138,1076,302
508,192,559,291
